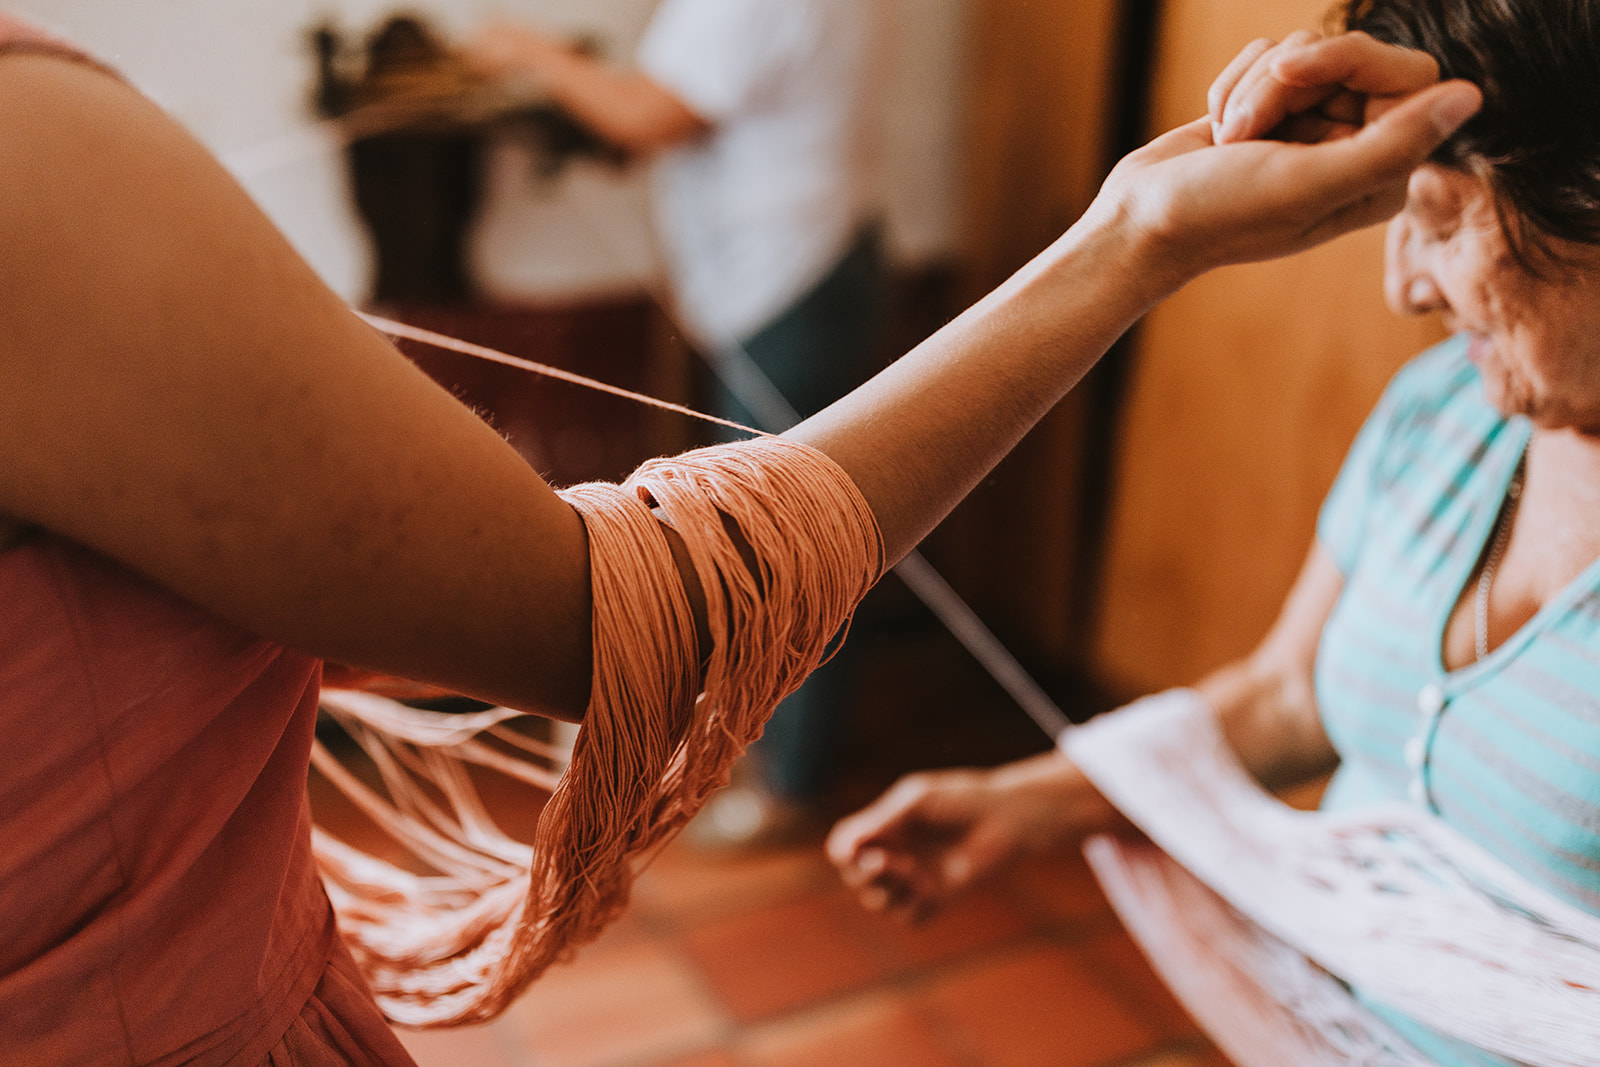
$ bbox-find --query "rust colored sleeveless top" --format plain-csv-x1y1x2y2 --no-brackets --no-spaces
0,17,415,1066
0,536,418,1067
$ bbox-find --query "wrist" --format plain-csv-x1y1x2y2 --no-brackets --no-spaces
1069,180,1205,311
988,751,1100,853
987,190,1199,358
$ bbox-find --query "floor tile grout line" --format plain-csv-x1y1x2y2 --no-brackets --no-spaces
629,853,841,935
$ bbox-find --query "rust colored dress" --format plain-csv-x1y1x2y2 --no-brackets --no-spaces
0,18,417,1066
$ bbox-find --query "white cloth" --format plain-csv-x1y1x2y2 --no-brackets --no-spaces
637,0,879,347
1062,690,1600,1067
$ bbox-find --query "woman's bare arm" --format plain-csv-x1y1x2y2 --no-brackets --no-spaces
1199,543,1345,790
0,517,27,552
0,41,1475,721
789,68,1477,561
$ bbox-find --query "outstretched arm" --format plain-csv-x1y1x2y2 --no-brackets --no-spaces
0,36,1475,724
792,61,1478,561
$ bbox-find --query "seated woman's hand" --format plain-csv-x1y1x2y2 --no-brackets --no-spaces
1082,31,1481,290
827,753,1096,924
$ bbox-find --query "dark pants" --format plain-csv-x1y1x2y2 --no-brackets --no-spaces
713,224,887,433
714,225,886,801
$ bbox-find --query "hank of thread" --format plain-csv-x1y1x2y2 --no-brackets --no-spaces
312,437,882,1026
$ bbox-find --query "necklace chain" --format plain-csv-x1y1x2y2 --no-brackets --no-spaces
1475,456,1527,662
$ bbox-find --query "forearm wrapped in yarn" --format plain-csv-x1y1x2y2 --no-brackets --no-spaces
311,437,884,1027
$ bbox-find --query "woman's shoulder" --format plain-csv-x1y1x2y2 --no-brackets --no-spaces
1317,335,1510,576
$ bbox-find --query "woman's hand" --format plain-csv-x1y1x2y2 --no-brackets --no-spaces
1081,33,1480,290
1209,31,1443,145
827,752,1125,923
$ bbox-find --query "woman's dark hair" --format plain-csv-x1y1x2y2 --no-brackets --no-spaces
1341,0,1600,253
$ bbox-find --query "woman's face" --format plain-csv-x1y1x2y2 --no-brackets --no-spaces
1385,165,1600,434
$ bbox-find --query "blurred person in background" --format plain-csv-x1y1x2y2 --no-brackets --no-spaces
472,0,887,845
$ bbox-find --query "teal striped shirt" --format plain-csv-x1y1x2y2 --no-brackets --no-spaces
1315,336,1600,1066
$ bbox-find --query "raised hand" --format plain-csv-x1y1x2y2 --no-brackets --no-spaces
1209,30,1445,145
1081,41,1480,287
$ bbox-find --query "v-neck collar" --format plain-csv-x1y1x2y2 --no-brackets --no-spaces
1430,418,1600,692
1432,419,1526,684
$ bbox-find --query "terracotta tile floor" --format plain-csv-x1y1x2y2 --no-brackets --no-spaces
387,831,1229,1067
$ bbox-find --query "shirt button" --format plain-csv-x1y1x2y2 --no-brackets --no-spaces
1404,737,1427,770
1417,684,1446,719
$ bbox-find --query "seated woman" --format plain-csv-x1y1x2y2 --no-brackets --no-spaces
0,9,1478,1067
829,1,1600,1064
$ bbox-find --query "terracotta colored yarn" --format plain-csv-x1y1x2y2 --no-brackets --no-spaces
312,436,884,1027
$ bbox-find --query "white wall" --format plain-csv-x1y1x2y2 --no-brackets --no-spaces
11,0,969,303
878,0,970,266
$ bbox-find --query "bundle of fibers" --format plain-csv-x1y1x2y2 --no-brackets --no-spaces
311,437,884,1027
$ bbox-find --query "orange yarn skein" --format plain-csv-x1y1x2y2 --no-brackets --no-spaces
312,437,883,1026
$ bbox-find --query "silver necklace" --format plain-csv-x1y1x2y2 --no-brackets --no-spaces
1474,456,1527,662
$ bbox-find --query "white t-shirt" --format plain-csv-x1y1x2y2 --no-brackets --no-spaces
637,0,879,347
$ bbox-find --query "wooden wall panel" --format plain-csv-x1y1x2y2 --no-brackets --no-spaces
961,0,1126,298
1090,0,1445,694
